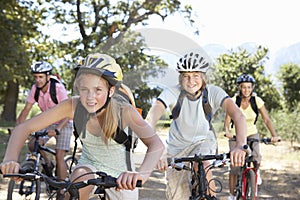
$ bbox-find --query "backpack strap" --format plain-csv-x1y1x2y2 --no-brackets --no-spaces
250,96,259,124
170,90,186,119
114,107,134,171
69,100,88,173
202,87,213,124
49,79,58,104
34,87,40,103
231,95,259,128
33,78,59,104
202,87,217,154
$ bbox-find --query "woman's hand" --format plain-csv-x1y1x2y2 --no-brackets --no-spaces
271,136,281,143
116,171,146,191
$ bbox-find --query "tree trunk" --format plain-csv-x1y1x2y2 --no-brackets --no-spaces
1,80,19,122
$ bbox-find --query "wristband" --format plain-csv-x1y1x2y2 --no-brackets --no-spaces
55,129,60,135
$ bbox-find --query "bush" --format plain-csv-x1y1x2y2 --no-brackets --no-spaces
257,103,300,145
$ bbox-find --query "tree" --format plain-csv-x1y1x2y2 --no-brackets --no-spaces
1,0,196,122
214,46,281,110
28,0,194,111
0,0,48,122
277,63,300,111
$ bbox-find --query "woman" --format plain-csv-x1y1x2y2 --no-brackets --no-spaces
146,51,247,199
224,73,280,200
1,53,164,200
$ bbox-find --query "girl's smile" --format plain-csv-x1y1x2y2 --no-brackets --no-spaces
77,73,113,113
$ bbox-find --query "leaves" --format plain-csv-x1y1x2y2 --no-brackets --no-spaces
214,46,281,110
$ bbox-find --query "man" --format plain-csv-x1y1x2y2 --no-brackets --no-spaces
16,61,72,200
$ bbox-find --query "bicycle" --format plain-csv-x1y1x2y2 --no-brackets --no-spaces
6,130,78,200
168,152,230,200
3,169,142,200
228,137,280,200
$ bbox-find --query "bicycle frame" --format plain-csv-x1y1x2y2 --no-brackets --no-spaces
169,153,230,200
234,138,266,200
6,131,78,200
240,167,258,200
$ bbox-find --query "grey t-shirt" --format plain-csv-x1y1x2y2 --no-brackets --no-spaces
157,84,229,155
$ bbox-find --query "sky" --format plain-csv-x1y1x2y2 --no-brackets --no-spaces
45,0,300,78
140,0,300,74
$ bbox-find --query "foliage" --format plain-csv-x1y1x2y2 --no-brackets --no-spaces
257,102,300,145
133,82,162,118
0,0,195,122
0,0,59,121
214,46,281,110
277,63,300,111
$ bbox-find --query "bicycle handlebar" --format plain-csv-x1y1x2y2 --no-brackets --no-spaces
3,168,142,198
31,131,49,138
224,135,281,144
168,153,231,171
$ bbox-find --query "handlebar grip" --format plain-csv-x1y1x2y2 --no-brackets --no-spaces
0,167,33,176
136,180,142,187
55,129,60,135
243,144,252,156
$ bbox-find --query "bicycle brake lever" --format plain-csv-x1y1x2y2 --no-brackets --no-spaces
170,162,191,171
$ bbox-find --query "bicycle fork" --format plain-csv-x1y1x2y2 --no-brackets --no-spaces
242,168,258,200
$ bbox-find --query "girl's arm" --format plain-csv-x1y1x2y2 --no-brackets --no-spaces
0,98,74,174
224,112,234,138
222,98,247,166
259,105,280,142
119,105,164,188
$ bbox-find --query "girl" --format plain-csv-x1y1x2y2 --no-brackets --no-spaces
146,51,247,199
1,53,164,200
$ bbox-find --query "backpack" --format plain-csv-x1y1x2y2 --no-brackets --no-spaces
34,75,65,104
231,95,259,128
170,86,217,153
70,84,142,172
171,87,213,126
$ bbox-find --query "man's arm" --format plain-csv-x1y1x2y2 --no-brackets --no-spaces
16,102,34,125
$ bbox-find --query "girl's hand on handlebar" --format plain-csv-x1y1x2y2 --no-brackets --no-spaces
271,136,281,143
224,132,234,139
0,161,21,182
230,147,246,167
156,152,168,171
116,171,145,191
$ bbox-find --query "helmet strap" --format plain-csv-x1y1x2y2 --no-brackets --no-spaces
36,79,50,91
94,90,111,115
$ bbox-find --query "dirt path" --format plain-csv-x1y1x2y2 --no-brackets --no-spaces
137,130,300,200
0,130,299,199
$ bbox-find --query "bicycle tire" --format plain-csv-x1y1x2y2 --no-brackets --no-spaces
234,175,242,200
7,160,41,200
245,170,256,200
64,155,78,173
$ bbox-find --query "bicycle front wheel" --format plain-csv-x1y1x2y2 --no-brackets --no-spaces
245,169,256,200
64,155,78,173
7,160,41,200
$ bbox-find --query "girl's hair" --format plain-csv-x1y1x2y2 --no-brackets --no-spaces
100,97,120,143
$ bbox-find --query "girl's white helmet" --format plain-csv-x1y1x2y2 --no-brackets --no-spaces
176,51,210,73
